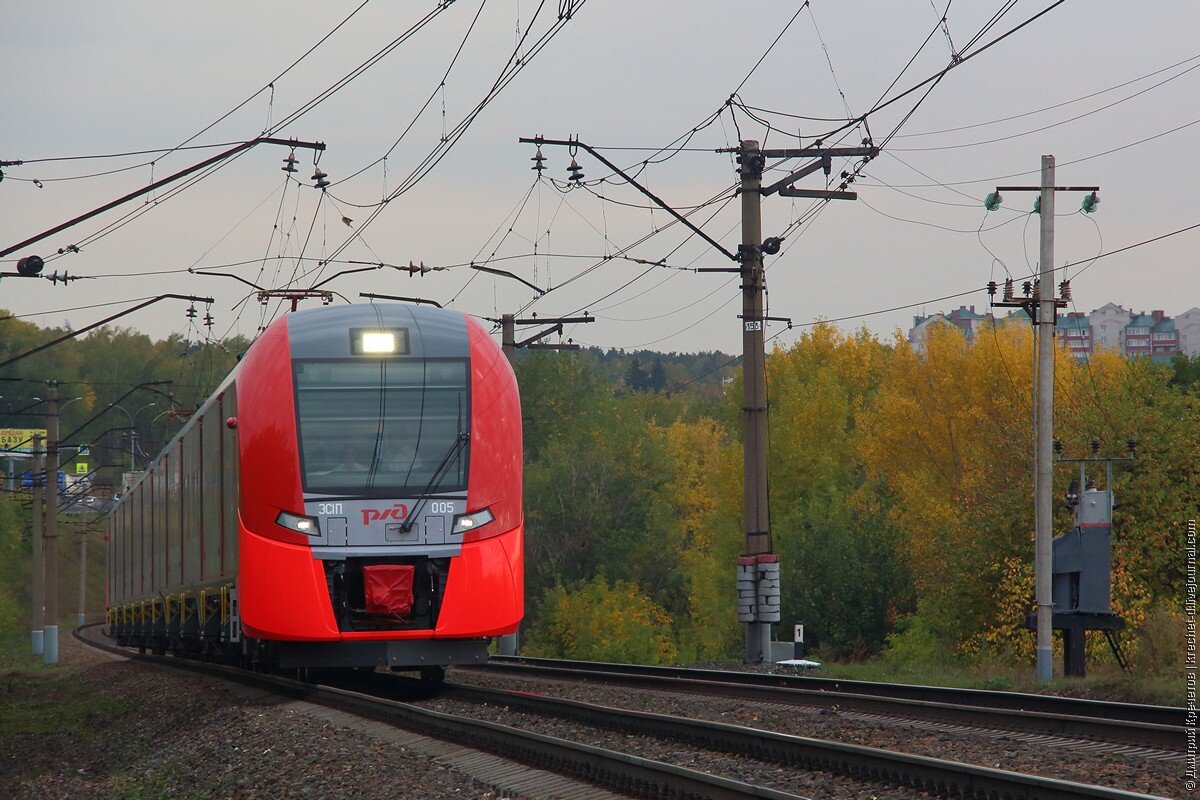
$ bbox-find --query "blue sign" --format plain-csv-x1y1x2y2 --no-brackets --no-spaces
20,470,66,489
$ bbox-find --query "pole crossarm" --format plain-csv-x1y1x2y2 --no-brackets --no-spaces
760,157,830,196
0,296,213,369
520,136,740,262
511,315,594,325
757,146,878,159
515,324,564,348
994,185,1100,192
778,187,858,200
1,138,326,259
758,147,875,200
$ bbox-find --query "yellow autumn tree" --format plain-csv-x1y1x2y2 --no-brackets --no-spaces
649,417,743,661
863,320,1198,666
860,322,1038,651
763,324,908,657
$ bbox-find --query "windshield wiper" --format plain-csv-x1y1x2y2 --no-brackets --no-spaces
400,430,469,532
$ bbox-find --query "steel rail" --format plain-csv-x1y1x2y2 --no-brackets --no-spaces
477,658,1184,750
72,626,805,800
487,657,1182,725
436,681,1171,800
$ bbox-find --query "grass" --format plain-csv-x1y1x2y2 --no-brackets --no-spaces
794,655,1187,706
0,633,134,739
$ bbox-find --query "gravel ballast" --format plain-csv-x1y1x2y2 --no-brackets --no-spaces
2,637,1183,799
2,637,525,800
441,668,1183,798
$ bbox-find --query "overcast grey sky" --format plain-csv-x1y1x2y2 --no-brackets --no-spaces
3,1,1198,354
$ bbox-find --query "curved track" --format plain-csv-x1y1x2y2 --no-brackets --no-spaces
74,626,805,800
476,656,1185,750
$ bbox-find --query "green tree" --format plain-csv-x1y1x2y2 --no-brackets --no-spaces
524,576,678,664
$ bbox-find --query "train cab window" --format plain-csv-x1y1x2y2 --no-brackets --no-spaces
293,359,468,496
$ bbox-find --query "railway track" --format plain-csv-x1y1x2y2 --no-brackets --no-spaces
78,627,1174,800
476,656,1185,751
419,679,1175,800
72,626,808,799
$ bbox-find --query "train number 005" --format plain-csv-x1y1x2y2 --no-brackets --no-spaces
430,501,455,514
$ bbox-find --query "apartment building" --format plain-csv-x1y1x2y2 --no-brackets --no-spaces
908,303,1200,361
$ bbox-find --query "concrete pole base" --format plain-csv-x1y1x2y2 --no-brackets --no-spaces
77,613,86,628
497,633,518,657
31,629,44,656
43,626,58,665
1036,645,1053,681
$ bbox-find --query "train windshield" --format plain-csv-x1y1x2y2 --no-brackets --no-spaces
293,359,468,496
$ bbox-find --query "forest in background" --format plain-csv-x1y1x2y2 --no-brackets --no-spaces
0,309,1194,677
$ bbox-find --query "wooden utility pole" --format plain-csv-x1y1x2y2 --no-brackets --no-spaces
44,381,60,664
30,433,45,655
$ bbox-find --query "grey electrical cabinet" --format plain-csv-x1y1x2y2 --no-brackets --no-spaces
1051,488,1114,614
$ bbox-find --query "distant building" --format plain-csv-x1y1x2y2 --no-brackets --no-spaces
909,306,988,353
908,303,1200,361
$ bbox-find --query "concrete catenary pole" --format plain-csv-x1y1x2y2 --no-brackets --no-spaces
501,314,516,364
497,312,518,658
1035,156,1056,681
30,433,45,655
738,140,775,664
44,381,61,664
77,528,88,628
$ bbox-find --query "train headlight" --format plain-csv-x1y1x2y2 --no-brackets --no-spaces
452,507,494,535
276,510,321,536
350,327,409,355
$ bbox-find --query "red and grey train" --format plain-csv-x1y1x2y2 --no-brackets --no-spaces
106,303,523,674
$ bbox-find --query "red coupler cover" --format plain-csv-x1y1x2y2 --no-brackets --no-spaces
363,564,415,616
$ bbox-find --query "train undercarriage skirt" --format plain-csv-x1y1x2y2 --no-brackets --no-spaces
270,636,488,669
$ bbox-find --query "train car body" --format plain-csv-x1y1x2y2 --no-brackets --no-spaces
106,304,523,670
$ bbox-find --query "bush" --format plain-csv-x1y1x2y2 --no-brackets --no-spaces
880,598,965,672
0,495,28,633
523,576,678,665
1133,605,1184,676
